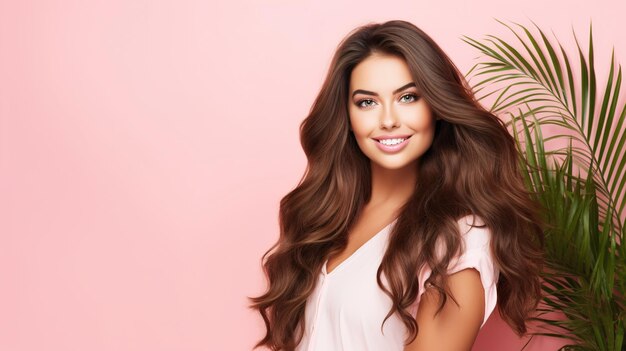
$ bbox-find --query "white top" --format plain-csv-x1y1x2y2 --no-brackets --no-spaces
295,214,499,351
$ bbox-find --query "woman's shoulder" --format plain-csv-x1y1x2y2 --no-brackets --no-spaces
456,214,491,250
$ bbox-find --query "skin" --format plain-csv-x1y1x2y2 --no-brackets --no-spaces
342,53,485,350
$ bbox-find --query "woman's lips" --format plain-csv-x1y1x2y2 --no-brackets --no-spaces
373,136,411,153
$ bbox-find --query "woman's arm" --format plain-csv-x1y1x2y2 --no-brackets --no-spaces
403,268,485,351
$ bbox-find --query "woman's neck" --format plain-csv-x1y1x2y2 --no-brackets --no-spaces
368,160,417,209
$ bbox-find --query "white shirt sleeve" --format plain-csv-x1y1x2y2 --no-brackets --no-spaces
415,214,499,327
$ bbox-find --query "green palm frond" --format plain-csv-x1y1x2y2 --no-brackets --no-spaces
463,20,626,351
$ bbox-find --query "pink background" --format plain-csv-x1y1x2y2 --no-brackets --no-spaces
1,0,623,350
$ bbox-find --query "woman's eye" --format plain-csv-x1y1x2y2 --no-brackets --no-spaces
400,93,418,103
357,99,376,108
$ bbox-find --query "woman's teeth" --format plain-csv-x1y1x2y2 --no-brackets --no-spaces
378,138,406,146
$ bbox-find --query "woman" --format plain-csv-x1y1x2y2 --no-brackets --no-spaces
248,20,545,351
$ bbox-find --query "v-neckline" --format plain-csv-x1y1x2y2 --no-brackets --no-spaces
322,218,398,276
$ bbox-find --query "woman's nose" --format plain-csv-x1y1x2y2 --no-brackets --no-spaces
380,105,400,129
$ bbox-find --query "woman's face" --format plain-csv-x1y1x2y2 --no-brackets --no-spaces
348,53,437,171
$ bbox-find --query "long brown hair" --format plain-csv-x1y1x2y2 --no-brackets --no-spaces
248,20,545,350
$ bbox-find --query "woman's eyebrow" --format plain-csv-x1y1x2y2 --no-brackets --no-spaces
351,82,416,98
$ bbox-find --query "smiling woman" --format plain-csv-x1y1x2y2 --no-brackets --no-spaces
248,19,545,351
